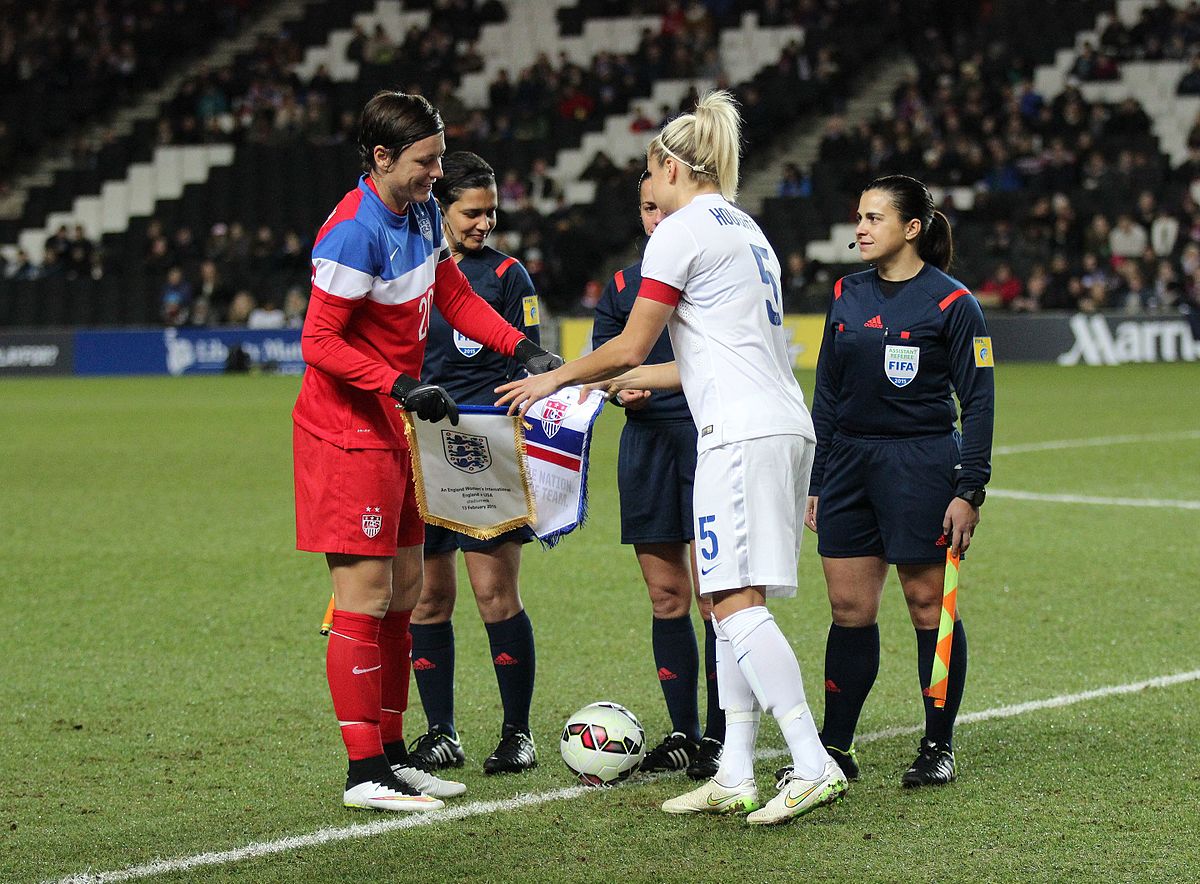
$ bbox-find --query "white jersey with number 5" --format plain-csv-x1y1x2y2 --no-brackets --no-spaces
639,193,814,451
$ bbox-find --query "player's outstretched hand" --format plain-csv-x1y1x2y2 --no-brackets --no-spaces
514,338,565,375
391,374,460,425
495,369,564,418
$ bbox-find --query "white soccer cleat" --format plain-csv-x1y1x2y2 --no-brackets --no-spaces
343,777,445,812
661,777,760,815
392,763,467,798
746,757,847,825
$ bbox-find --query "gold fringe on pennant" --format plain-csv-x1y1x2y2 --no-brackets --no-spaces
402,412,537,541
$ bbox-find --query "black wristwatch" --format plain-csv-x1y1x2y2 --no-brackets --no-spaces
956,488,986,508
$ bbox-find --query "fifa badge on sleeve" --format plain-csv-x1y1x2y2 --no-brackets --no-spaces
973,336,995,368
523,295,540,326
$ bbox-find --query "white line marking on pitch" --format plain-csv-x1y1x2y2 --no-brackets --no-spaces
987,489,1200,511
55,669,1200,884
993,429,1200,455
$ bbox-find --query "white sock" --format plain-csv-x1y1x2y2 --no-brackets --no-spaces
711,620,759,787
720,605,828,780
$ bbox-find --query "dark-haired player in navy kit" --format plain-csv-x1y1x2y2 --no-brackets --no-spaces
406,151,546,778
802,174,995,789
591,172,725,781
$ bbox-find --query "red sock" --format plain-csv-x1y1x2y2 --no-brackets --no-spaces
326,609,385,762
378,609,412,746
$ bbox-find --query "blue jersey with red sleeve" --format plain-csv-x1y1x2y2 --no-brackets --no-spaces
293,175,523,449
422,245,540,405
809,264,995,495
592,261,692,423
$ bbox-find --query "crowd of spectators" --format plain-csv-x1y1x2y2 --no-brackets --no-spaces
132,0,859,307
0,0,251,188
792,3,1200,316
138,218,311,327
20,1,1196,324
5,0,870,319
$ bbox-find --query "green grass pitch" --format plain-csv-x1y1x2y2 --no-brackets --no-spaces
1,363,1198,883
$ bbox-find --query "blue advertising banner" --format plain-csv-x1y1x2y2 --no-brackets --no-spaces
74,328,305,376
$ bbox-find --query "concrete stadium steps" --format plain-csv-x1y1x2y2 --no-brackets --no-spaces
293,0,431,82
16,146,236,260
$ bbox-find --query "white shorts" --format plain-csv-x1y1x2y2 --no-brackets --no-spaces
692,434,814,598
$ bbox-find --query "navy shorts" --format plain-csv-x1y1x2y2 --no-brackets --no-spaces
617,419,698,545
424,523,535,556
816,431,958,564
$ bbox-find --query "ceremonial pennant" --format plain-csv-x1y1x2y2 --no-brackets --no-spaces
403,387,605,545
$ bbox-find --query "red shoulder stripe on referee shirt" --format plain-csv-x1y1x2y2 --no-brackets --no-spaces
614,269,626,292
495,256,517,278
638,277,681,307
939,288,969,311
834,277,844,300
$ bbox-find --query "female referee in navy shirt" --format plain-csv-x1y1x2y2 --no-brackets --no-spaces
406,151,542,778
805,174,995,788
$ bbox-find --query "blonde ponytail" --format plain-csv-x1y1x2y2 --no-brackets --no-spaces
648,90,742,201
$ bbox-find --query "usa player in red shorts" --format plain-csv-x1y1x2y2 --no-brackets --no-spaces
293,91,561,811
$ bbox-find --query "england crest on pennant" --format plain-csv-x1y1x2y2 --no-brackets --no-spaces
442,430,492,474
361,507,382,538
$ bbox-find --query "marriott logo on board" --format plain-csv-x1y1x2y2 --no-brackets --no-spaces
1057,314,1199,366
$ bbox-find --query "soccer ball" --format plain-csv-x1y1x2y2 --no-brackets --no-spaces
559,701,646,786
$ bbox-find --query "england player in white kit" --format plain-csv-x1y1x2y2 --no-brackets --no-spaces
497,91,847,825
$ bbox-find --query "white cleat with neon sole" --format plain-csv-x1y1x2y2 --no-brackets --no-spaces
343,777,445,812
746,757,847,825
661,777,760,815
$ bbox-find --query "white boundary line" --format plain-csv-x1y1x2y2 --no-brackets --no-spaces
993,430,1200,455
987,489,1200,511
55,669,1200,884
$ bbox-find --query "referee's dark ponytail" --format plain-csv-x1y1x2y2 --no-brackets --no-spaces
922,210,954,273
864,175,954,272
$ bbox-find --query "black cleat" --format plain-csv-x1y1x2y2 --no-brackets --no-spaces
686,737,723,780
901,737,956,788
640,732,698,773
825,743,860,781
408,728,466,771
483,728,537,774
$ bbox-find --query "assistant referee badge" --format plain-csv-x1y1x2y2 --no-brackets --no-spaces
973,336,995,367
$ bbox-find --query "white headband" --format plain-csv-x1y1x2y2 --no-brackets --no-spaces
660,143,715,178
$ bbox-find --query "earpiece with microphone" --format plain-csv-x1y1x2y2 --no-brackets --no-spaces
848,241,858,249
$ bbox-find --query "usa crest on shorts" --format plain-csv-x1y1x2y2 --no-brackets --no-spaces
442,430,492,474
361,506,382,538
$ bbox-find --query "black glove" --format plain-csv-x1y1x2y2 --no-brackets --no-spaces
514,337,565,375
391,374,459,425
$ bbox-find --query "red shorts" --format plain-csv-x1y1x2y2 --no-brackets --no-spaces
293,424,424,555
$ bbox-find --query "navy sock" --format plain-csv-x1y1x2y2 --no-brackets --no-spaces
485,609,535,733
821,623,881,751
652,614,701,742
701,618,725,742
409,621,456,735
916,621,967,747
